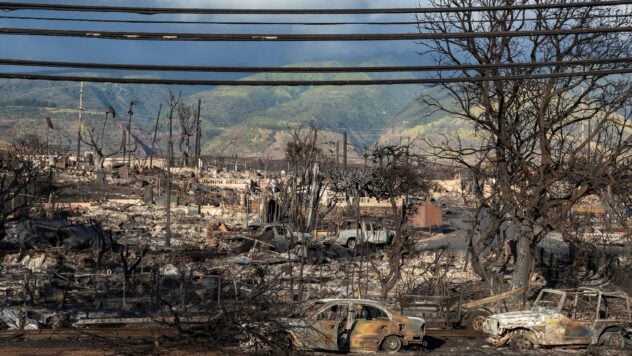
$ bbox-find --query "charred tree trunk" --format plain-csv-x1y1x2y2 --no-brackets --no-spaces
94,154,107,186
512,226,534,304
149,103,162,169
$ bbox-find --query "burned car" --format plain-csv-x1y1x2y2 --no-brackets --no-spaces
482,287,632,350
248,223,310,253
283,298,425,353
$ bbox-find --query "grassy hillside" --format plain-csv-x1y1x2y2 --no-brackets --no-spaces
187,58,424,156
0,57,462,159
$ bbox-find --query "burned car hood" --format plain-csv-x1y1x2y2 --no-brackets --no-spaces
483,310,550,335
487,310,548,324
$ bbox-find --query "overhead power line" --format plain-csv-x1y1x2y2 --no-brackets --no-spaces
1,26,630,41
0,15,420,26
1,57,631,73
3,13,626,26
1,68,631,86
0,1,630,15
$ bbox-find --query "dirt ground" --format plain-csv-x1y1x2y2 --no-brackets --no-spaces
0,337,628,356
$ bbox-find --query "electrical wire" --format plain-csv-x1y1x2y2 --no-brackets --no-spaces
1,67,631,86
1,26,630,41
0,15,420,26
0,57,630,73
1,1,630,15
3,13,627,27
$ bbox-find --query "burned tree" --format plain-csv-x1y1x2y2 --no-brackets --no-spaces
177,102,196,168
262,126,340,301
362,143,430,299
0,137,50,240
271,125,338,233
165,90,182,247
81,106,120,185
124,101,138,167
418,1,632,290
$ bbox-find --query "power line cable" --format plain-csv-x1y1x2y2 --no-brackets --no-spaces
3,13,626,26
1,67,631,86
0,15,420,26
1,57,630,73
1,26,630,41
1,1,630,15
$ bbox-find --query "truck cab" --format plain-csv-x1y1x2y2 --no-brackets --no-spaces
336,218,395,250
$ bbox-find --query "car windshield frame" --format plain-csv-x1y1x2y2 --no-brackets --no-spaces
532,289,566,312
290,300,330,319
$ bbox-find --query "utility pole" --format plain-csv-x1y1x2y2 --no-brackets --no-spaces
166,103,174,248
343,131,348,170
76,81,84,164
194,98,201,170
126,101,135,168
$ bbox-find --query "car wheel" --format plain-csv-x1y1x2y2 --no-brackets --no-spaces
465,310,489,331
381,335,402,353
510,330,535,350
600,331,626,349
346,238,357,250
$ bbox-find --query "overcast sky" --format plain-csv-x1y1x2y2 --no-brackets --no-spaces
0,0,427,70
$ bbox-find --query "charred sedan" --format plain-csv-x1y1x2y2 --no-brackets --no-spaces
482,287,632,350
283,298,425,353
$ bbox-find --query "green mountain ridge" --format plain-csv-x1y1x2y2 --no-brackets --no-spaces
0,56,460,159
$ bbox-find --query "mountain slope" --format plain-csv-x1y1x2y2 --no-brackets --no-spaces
0,56,458,159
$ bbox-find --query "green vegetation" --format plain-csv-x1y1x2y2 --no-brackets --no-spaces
0,56,477,158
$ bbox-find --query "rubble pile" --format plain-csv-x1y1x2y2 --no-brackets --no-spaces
0,166,630,354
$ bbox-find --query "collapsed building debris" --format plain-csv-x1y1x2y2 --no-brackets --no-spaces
0,159,630,354
17,219,109,251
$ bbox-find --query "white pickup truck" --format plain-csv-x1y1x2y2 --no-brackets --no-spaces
336,219,396,249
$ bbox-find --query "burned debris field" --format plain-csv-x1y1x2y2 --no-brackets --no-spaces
0,151,631,355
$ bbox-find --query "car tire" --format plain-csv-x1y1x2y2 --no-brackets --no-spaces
465,310,489,331
600,331,626,349
381,335,402,353
510,330,535,350
346,238,357,250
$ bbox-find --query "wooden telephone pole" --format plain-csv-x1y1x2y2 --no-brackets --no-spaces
76,81,84,164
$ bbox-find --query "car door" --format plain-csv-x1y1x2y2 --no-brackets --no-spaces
348,303,393,352
557,292,594,345
299,303,346,351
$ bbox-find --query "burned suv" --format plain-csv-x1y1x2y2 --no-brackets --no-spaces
482,287,632,350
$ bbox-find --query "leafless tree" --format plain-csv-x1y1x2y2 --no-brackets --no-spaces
0,137,50,239
81,106,120,185
177,102,196,167
124,101,138,167
418,1,632,291
165,90,182,247
363,143,430,299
